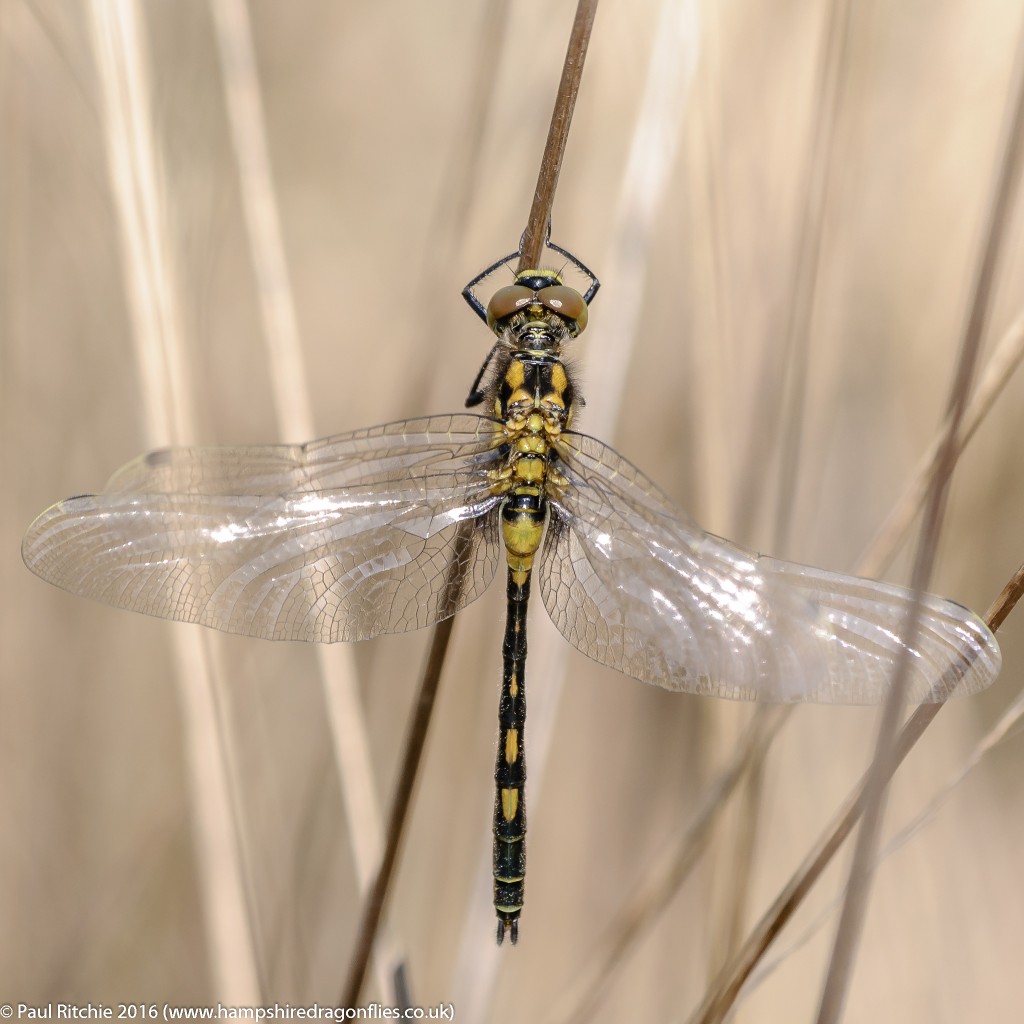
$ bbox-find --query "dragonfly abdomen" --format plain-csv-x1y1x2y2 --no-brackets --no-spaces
493,487,546,945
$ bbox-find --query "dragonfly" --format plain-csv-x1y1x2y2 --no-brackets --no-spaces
23,243,1002,945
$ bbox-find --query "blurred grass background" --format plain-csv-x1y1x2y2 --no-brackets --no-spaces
3,0,1023,1020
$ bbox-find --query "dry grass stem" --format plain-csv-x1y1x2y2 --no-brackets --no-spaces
815,19,1024,1020
713,744,765,966
211,0,384,973
342,603,457,1003
544,707,788,1024
86,0,259,999
744,665,1024,998
406,0,512,414
582,0,699,426
427,0,511,253
517,0,599,270
689,565,1024,1024
687,7,736,535
859,306,1024,579
884,680,1024,870
732,0,855,549
210,0,400,1000
209,0,312,439
768,0,856,556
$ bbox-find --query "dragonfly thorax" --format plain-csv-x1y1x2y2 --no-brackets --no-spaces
488,350,575,575
494,351,576,434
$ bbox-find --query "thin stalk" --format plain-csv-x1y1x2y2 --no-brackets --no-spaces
858,307,1024,580
87,0,260,999
517,0,599,270
769,0,855,555
687,563,1024,1024
815,16,1024,1020
732,0,854,548
341,612,459,1005
210,0,398,999
403,0,512,414
545,707,789,1024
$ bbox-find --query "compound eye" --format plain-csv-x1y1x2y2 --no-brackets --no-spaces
540,285,588,333
486,285,535,331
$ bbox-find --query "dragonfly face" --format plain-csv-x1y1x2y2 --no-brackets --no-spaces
485,271,589,339
22,245,1002,947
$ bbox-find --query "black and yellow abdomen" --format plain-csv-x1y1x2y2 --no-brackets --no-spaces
493,487,546,945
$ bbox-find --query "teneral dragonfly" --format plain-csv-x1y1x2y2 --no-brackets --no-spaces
22,245,1001,944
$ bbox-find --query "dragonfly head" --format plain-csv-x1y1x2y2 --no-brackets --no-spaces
486,268,589,345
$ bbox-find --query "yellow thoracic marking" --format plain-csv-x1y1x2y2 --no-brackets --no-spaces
550,362,569,395
504,360,526,390
505,728,519,764
515,457,545,484
508,387,532,408
517,433,546,455
501,787,519,822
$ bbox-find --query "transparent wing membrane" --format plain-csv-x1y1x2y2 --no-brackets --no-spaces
104,414,504,494
24,416,505,642
24,411,1000,700
543,432,1000,704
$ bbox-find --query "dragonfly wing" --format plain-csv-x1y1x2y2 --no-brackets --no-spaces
103,414,505,494
24,415,504,642
540,432,1000,704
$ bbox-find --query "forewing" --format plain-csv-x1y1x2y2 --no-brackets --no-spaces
540,432,1000,704
104,414,503,494
24,415,504,642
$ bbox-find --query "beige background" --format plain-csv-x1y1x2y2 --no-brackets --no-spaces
3,1,1023,1020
